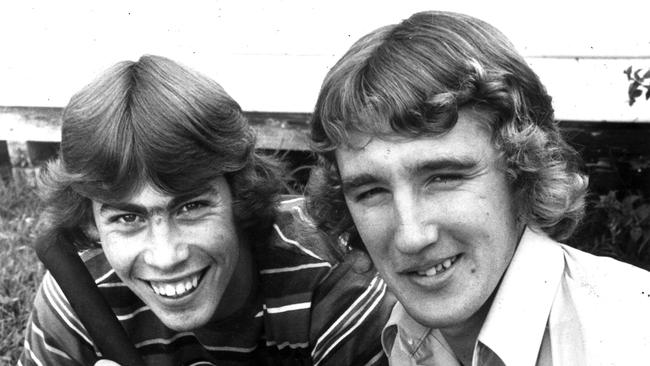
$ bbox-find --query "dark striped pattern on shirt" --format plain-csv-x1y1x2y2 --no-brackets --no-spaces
20,197,393,366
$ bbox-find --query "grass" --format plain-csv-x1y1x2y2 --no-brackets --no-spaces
0,178,45,365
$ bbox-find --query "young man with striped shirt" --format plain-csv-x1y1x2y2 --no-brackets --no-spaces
19,55,393,366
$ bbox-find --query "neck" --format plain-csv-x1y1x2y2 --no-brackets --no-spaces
443,226,524,365
440,293,494,366
213,237,259,322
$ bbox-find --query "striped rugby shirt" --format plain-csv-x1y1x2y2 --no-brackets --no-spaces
20,197,394,366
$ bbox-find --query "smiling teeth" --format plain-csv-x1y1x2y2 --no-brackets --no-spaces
416,256,458,277
150,273,201,298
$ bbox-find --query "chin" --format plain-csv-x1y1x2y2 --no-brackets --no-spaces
161,315,204,332
155,308,214,332
406,297,480,330
407,307,453,328
415,312,468,330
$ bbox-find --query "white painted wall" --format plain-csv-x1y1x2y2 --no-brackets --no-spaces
1,0,649,121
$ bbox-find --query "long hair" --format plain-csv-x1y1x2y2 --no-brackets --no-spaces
307,11,588,248
40,55,286,249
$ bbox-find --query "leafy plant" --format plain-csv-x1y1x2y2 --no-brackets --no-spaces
0,180,45,364
570,191,650,271
624,66,650,106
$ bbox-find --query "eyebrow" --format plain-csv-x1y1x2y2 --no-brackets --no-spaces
341,174,380,194
406,156,478,176
98,191,213,216
340,156,478,193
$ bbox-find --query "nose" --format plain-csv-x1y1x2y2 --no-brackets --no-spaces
393,195,438,254
142,217,189,270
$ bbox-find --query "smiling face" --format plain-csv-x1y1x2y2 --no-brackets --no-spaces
91,177,254,331
336,108,522,332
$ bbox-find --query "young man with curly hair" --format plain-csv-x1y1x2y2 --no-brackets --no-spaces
307,11,650,365
19,55,392,366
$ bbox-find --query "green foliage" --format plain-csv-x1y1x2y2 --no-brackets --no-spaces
569,191,650,271
624,66,650,106
0,179,45,364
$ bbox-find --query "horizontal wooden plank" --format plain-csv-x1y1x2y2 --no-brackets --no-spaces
0,106,312,151
2,106,649,170
2,107,649,196
0,106,62,142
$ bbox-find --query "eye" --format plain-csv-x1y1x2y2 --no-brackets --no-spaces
354,187,389,204
179,201,206,213
425,174,463,189
110,214,143,225
177,200,211,219
431,175,455,183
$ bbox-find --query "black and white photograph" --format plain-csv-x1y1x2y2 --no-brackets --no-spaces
1,1,649,365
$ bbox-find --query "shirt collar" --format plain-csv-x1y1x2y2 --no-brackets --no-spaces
475,227,565,366
381,227,566,366
382,301,429,355
382,302,460,364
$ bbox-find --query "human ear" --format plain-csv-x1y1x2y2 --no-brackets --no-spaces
349,249,374,274
84,223,101,244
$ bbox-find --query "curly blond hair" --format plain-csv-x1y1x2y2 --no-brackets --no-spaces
307,11,588,248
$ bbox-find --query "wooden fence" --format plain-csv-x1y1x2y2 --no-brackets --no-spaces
0,106,312,184
2,105,650,195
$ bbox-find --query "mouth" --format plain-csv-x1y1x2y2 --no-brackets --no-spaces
148,268,208,299
411,254,461,277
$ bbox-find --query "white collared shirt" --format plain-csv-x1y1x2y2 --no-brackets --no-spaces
381,228,650,366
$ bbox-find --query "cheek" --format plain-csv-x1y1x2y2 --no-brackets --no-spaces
349,208,392,258
459,189,512,227
192,221,239,259
347,206,385,240
100,235,139,275
464,202,518,276
481,196,518,246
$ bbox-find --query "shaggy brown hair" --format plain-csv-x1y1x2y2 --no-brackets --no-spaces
307,11,588,250
39,55,286,249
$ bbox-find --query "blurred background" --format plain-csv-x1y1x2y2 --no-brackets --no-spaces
1,0,649,363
